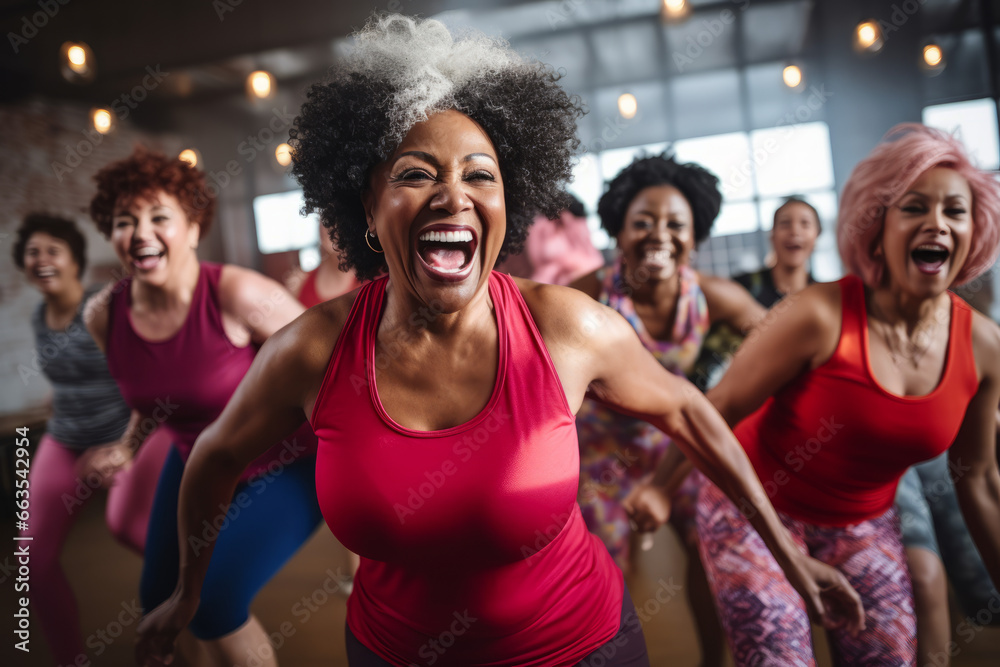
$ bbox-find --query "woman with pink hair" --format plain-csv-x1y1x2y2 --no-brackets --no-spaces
628,123,1000,664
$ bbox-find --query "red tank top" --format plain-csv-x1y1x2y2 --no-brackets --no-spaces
737,275,978,526
298,267,362,309
107,263,315,480
310,272,623,666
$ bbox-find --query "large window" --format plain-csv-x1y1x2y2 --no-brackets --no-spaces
922,98,1000,171
252,190,322,270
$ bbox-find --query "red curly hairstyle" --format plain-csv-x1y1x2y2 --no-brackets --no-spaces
89,146,216,237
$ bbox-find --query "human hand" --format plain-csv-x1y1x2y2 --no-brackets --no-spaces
76,442,133,488
622,481,671,534
134,593,198,666
784,553,866,637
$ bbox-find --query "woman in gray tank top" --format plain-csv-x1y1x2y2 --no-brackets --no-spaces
13,214,172,666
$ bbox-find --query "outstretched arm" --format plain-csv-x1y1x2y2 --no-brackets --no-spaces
633,273,768,498
526,282,863,636
629,283,841,513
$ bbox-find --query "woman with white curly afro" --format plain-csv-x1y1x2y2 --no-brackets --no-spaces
136,14,863,666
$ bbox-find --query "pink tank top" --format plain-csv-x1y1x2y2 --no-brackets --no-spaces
737,275,979,525
311,272,623,666
106,263,315,480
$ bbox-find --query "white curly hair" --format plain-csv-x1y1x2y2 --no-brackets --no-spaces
345,14,524,150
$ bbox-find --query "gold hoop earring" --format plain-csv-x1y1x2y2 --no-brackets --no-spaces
365,229,384,254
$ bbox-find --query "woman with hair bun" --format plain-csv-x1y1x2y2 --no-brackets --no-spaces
733,196,821,308
136,15,862,666
631,123,1000,664
85,147,321,666
572,152,765,666
12,214,172,666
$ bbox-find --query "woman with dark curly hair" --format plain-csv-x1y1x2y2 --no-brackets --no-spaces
12,214,172,666
571,153,765,666
135,15,862,666
85,147,321,666
629,124,1000,664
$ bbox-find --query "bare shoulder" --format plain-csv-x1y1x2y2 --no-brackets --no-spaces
256,288,361,409
218,264,287,310
741,280,842,367
785,280,841,323
969,307,1000,383
82,282,117,351
514,276,630,351
567,267,605,300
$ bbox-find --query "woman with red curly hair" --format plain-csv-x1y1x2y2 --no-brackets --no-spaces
629,124,1000,664
86,147,322,666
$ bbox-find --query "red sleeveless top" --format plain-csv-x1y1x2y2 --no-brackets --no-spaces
310,272,623,666
106,263,316,480
737,275,979,526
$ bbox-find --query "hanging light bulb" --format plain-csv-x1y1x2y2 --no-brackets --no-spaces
179,149,200,168
617,93,638,120
60,41,96,83
923,44,943,67
247,70,274,99
67,46,86,71
661,0,689,23
90,108,114,134
782,64,803,89
854,21,884,54
921,43,945,74
275,143,293,167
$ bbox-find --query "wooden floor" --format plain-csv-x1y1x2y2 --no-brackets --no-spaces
3,497,999,666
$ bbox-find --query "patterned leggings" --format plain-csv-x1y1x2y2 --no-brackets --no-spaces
697,482,916,666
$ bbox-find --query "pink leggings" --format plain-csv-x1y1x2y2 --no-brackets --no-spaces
697,481,916,666
18,430,172,666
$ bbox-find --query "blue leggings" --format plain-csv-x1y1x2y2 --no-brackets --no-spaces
141,446,322,639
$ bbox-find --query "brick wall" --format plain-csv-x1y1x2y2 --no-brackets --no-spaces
0,97,183,421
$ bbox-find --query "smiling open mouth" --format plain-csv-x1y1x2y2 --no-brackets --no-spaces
641,248,674,267
416,228,478,280
131,247,165,271
911,244,949,274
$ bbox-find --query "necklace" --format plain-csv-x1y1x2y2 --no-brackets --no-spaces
869,298,947,369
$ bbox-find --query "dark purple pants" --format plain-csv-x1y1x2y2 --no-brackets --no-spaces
345,585,650,666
